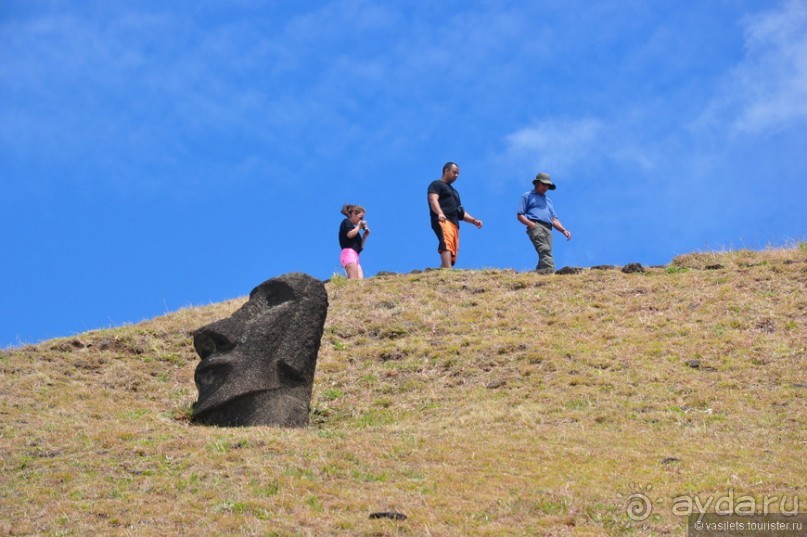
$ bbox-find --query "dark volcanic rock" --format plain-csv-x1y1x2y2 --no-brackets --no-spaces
486,379,507,389
621,263,645,274
555,266,585,275
369,511,407,521
191,273,328,427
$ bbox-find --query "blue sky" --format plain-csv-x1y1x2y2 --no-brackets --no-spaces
2,0,806,347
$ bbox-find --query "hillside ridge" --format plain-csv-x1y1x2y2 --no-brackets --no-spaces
1,245,805,536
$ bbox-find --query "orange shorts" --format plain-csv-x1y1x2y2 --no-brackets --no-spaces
434,220,459,265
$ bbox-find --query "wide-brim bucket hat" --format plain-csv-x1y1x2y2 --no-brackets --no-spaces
532,172,556,190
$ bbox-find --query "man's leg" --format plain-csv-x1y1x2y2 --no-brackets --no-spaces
432,220,449,268
433,220,459,268
528,225,555,272
441,221,459,267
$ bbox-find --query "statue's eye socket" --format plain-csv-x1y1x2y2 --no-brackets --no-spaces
250,281,296,308
194,330,235,359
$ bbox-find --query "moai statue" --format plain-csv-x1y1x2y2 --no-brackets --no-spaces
191,273,328,427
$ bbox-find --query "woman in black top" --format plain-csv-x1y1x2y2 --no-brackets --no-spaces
338,204,370,279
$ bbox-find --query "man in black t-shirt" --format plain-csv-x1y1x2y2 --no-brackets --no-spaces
427,162,483,268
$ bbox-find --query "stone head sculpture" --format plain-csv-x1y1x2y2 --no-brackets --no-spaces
191,272,328,427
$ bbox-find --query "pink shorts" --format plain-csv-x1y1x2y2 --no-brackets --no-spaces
340,248,360,268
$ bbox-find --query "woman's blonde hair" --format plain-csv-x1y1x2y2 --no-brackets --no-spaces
340,204,366,217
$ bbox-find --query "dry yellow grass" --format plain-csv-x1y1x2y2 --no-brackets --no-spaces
1,246,805,536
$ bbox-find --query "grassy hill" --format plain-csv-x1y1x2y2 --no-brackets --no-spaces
1,246,805,536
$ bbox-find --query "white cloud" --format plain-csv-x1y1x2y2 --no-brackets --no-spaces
730,0,807,133
500,117,655,182
504,118,604,175
498,1,807,189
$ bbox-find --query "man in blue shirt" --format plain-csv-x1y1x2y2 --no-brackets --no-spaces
517,172,572,273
